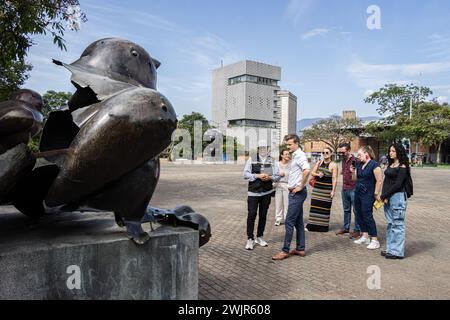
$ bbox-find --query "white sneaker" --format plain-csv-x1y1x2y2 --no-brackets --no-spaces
255,237,268,247
245,239,254,250
354,236,370,245
367,240,380,250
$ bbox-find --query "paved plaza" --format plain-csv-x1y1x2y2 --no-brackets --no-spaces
1,161,449,300
151,162,450,300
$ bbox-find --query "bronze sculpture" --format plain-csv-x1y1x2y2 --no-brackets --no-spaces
0,38,211,247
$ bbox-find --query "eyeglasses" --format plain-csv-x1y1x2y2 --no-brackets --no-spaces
322,152,331,155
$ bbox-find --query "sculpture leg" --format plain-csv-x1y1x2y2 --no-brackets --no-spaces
122,219,150,245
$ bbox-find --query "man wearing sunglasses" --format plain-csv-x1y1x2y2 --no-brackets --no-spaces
336,143,361,239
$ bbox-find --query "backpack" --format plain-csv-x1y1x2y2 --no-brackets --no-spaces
405,167,413,198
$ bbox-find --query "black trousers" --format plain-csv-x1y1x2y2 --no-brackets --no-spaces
247,194,272,240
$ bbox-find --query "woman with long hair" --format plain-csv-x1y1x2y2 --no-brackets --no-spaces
306,147,338,232
380,143,412,259
274,149,291,226
351,146,383,250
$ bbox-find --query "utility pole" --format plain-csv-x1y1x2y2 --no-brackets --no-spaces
409,96,413,162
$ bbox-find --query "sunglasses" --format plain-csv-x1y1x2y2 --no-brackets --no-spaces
322,151,331,155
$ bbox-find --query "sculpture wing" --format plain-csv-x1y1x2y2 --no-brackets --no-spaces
53,60,136,102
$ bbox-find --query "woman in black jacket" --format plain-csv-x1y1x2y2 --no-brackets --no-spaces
378,143,411,259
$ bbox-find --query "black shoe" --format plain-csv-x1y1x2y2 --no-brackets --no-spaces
381,250,387,257
385,253,404,260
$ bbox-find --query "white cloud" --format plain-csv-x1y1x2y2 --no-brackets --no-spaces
347,59,450,88
364,89,375,97
436,96,448,104
301,28,329,40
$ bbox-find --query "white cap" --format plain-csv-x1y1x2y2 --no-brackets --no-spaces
258,140,269,148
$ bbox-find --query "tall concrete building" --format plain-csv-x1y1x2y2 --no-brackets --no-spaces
274,90,297,144
211,60,297,148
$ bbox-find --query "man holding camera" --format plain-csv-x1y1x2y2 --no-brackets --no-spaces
336,143,361,239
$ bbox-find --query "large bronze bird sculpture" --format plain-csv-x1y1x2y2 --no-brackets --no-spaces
0,38,211,246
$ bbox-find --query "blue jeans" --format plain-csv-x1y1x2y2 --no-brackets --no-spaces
342,189,360,232
282,188,308,253
354,191,377,237
384,192,407,257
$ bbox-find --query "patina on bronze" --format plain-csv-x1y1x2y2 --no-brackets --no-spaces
0,38,211,246
0,89,44,154
0,90,44,203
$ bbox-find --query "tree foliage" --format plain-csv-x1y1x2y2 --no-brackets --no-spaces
0,60,32,101
364,83,432,124
364,83,450,163
42,90,72,117
300,115,363,153
0,0,86,100
402,101,450,163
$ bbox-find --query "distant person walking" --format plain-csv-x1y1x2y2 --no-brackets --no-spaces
272,135,311,260
274,149,291,226
306,147,338,232
351,146,383,250
243,141,280,250
336,143,361,239
380,154,388,171
380,143,413,259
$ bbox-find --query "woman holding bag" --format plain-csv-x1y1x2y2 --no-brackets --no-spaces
306,147,338,232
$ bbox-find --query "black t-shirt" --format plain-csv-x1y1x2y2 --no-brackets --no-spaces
381,166,408,200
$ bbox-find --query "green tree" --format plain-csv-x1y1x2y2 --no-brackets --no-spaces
0,0,86,100
42,90,72,117
364,84,433,125
171,112,211,160
402,101,450,164
364,84,450,163
0,60,32,101
364,83,433,143
300,115,363,153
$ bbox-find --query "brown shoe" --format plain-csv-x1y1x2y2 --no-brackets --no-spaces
289,249,306,257
336,229,349,235
349,231,361,239
272,251,291,261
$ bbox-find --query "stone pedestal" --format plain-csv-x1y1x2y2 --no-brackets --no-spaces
0,207,198,300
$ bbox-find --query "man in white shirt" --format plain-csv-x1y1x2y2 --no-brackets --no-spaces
243,141,280,250
272,134,311,260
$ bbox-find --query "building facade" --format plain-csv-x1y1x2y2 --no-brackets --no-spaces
211,60,297,150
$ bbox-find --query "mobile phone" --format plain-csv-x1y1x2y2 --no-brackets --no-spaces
351,160,356,167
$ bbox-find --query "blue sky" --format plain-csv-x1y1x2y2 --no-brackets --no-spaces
24,0,450,120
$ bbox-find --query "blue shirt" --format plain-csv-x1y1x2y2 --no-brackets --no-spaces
356,160,380,197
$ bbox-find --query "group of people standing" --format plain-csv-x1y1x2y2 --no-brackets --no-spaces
243,134,413,260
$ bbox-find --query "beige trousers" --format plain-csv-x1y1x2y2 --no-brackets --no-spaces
275,183,289,223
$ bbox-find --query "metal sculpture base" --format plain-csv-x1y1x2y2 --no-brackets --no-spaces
0,208,198,300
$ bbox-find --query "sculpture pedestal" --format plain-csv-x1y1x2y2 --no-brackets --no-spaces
0,207,198,300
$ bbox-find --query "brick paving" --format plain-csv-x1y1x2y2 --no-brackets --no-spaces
151,162,450,300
